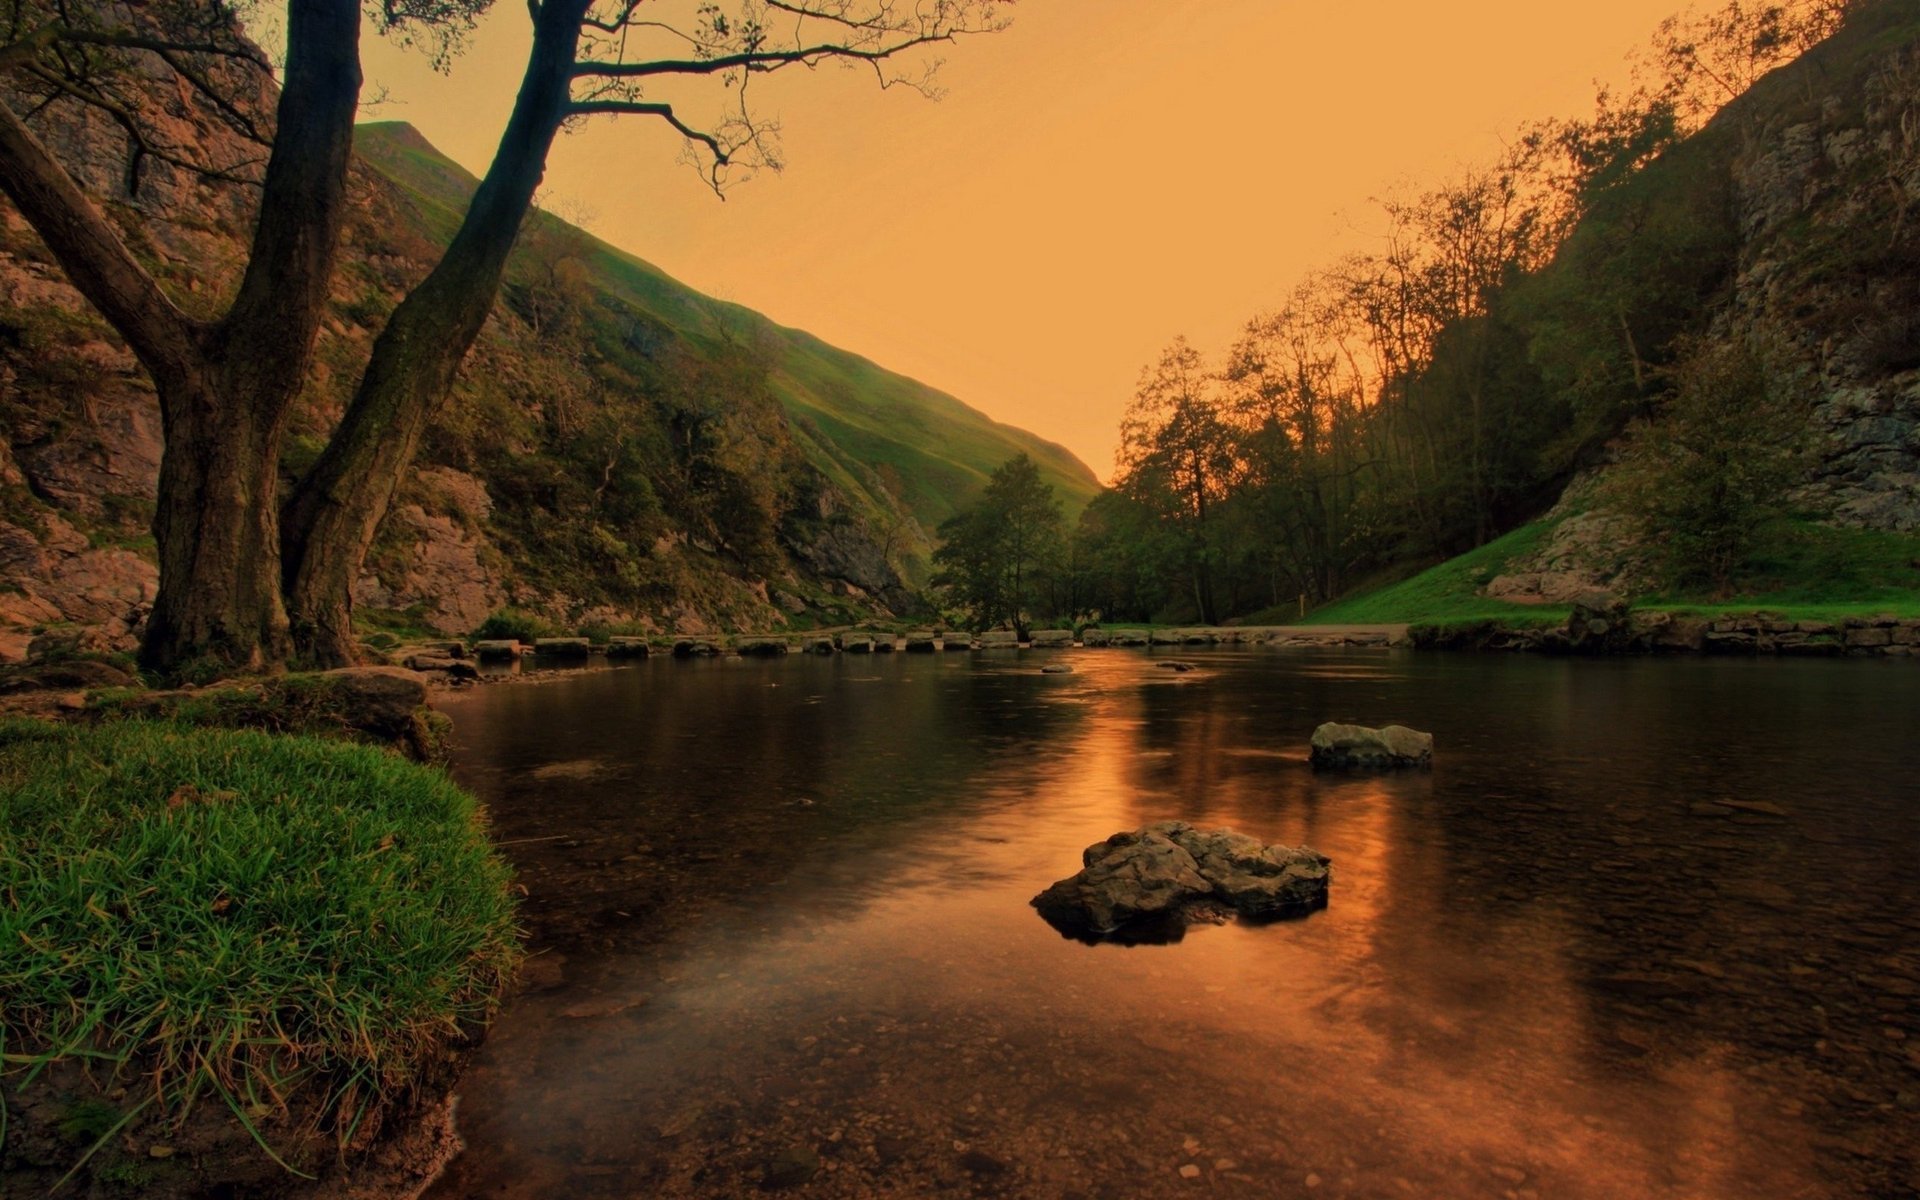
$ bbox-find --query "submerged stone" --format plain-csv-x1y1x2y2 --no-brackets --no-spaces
1032,821,1330,943
1308,722,1432,769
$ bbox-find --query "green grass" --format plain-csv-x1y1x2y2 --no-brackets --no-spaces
0,720,520,1158
1642,522,1920,617
1301,521,1572,626
1302,518,1920,627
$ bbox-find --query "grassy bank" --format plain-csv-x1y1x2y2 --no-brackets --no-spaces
1300,520,1920,627
0,720,519,1183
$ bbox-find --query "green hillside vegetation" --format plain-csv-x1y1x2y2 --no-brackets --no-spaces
356,122,1098,554
1304,519,1920,626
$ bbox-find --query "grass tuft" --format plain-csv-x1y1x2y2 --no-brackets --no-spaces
0,720,520,1155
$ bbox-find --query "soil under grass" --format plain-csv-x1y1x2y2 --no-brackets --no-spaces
0,720,520,1196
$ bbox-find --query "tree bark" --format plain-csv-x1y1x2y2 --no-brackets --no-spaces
281,0,587,666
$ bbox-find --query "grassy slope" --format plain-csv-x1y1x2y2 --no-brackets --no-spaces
354,122,1099,537
1303,519,1920,626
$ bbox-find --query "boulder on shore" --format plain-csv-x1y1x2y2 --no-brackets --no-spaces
1308,722,1432,769
1032,821,1330,943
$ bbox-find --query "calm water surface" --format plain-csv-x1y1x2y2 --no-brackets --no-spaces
427,650,1920,1199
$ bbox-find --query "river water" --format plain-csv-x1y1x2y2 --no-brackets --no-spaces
426,649,1919,1199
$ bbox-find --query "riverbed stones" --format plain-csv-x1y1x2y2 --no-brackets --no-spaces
904,631,938,652
1032,821,1330,941
979,629,1020,649
474,639,521,661
1308,722,1433,769
672,638,721,657
1029,629,1074,648
805,636,837,655
534,637,591,657
606,636,650,657
1080,627,1112,647
736,636,790,656
1108,629,1150,646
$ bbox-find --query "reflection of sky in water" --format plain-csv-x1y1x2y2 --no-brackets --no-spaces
429,651,1920,1199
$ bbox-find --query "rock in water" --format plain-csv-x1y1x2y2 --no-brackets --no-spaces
1308,722,1432,769
1032,821,1330,942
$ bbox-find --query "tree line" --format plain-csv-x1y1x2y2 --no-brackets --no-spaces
936,0,1852,630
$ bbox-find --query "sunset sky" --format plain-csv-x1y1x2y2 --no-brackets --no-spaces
362,1,1685,480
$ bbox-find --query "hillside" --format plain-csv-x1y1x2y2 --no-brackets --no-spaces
356,122,1097,551
0,95,1096,659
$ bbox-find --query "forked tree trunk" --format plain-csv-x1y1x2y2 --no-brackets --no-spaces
0,1,361,676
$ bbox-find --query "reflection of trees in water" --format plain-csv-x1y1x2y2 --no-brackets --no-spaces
1353,657,1920,1195
441,657,1089,958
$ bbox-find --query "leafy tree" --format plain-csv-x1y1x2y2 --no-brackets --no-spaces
1115,338,1237,624
1611,334,1812,594
932,453,1065,635
0,0,1008,673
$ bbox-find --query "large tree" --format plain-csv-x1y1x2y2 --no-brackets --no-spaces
1115,337,1236,625
0,0,1006,674
931,452,1065,636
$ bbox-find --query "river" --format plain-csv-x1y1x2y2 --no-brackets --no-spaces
425,648,1919,1199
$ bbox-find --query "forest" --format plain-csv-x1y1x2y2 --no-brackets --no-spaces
938,0,1918,630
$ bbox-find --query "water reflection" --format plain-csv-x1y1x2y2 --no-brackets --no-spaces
429,650,1919,1198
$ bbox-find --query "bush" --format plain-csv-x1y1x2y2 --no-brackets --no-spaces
0,720,520,1178
471,608,552,643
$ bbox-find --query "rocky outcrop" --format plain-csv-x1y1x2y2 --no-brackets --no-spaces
1032,822,1331,943
1308,723,1433,769
0,515,157,662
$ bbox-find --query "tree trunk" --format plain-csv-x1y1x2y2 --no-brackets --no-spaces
281,1,586,666
143,374,292,672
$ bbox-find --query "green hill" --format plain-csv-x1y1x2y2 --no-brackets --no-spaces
355,121,1098,542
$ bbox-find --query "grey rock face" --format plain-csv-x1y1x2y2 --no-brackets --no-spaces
1032,821,1330,943
1308,722,1433,769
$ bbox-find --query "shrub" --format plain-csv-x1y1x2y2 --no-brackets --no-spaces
0,720,520,1178
471,608,552,643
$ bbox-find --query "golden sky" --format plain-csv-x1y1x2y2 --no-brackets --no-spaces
362,1,1685,480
